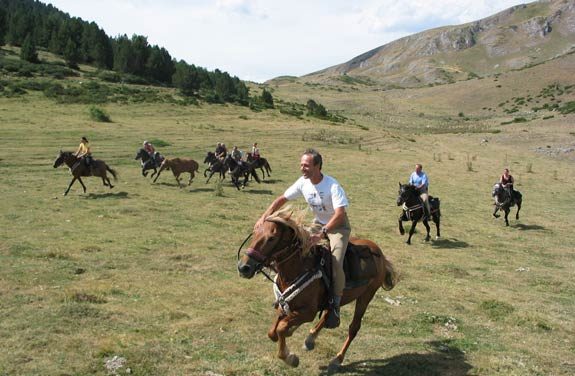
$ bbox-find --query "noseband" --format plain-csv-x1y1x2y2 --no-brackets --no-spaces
240,222,302,268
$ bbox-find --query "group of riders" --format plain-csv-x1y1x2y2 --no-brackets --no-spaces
214,142,261,163
71,136,263,174
68,137,519,329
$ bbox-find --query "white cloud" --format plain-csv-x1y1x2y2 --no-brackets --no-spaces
43,0,527,82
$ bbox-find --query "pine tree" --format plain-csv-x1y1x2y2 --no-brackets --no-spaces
20,34,39,63
63,38,80,68
261,88,274,108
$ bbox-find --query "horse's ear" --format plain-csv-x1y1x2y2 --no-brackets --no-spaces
399,182,401,187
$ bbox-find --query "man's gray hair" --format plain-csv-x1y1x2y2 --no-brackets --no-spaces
303,148,322,170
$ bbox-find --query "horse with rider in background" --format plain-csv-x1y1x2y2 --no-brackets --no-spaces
203,151,227,183
246,152,272,179
397,183,441,244
492,183,522,226
224,154,260,190
53,150,118,196
134,148,163,178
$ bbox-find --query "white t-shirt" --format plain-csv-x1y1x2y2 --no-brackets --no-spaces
284,175,348,225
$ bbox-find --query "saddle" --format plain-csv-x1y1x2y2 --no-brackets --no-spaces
313,241,379,292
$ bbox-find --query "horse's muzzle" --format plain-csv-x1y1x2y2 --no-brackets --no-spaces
237,259,256,279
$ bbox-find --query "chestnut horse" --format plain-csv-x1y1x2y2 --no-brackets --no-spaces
237,210,397,369
53,151,117,196
153,157,199,187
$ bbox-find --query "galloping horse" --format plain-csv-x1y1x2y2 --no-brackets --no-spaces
153,157,199,187
397,183,441,244
203,152,227,183
224,155,260,190
492,183,522,226
53,151,118,196
134,148,162,178
238,210,397,369
246,152,272,179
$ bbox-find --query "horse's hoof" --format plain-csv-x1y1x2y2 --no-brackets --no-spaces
303,336,315,351
399,230,405,235
406,241,411,245
328,357,342,371
435,236,440,240
493,214,500,218
425,236,430,242
285,353,299,368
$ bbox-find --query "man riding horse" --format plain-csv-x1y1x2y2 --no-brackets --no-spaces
409,163,431,219
254,148,350,329
499,168,517,204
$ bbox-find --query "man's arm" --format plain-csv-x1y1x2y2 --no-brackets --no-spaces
254,195,288,231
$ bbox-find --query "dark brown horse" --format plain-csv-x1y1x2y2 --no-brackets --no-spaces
53,151,118,196
153,157,199,187
237,210,397,369
246,152,272,179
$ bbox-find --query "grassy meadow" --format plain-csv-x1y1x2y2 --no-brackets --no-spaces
1,82,574,376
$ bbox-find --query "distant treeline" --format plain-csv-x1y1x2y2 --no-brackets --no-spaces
0,0,250,104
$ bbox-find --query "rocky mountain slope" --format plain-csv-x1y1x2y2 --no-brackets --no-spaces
299,0,575,88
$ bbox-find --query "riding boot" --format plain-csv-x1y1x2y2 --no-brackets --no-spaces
325,295,342,329
423,205,430,220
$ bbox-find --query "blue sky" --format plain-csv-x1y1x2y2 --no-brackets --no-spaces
45,0,526,82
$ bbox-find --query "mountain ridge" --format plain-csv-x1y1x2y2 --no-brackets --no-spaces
288,0,575,88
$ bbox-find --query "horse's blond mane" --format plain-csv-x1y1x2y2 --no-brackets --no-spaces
266,206,315,256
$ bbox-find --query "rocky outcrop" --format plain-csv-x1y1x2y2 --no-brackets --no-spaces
301,0,574,87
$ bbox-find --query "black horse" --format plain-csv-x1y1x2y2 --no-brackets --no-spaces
203,151,227,183
135,148,163,178
492,183,522,226
397,183,441,244
224,155,261,190
246,152,272,179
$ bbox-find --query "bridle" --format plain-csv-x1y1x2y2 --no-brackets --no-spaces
237,220,303,281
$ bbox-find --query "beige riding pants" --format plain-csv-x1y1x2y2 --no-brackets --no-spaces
420,192,431,215
326,215,351,296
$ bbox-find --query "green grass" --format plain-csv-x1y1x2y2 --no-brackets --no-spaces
1,78,574,376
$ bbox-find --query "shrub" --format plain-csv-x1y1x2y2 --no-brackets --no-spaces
89,106,111,122
148,139,171,147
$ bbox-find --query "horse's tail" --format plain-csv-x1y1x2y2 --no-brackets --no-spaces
106,165,118,181
381,254,398,291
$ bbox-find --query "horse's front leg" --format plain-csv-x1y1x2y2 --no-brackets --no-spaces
142,168,148,177
422,219,431,242
516,201,521,220
64,177,77,195
493,206,500,218
407,220,418,244
304,310,331,351
150,168,157,178
275,315,306,367
504,208,510,226
398,216,405,235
